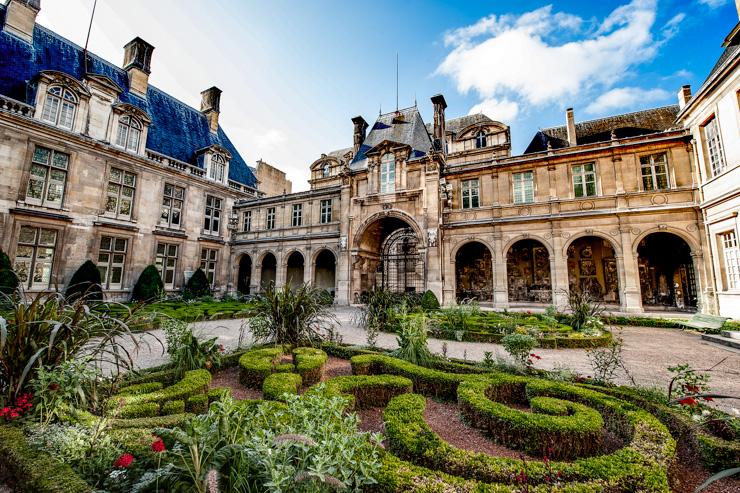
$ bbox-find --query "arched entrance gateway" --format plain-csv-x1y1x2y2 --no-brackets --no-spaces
314,249,336,296
286,251,305,289
237,254,252,294
455,241,493,302
637,233,697,311
353,215,425,300
507,239,552,303
567,236,620,303
260,252,277,289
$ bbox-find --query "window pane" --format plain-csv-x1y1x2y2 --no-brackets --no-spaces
33,147,51,165
18,226,36,244
38,229,57,246
100,236,112,251
114,238,127,251
52,152,68,170
123,173,136,187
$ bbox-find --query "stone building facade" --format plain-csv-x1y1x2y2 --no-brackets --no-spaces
251,159,292,197
0,1,261,298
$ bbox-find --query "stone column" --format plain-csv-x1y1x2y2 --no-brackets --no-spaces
551,234,569,308
493,234,508,308
275,251,286,287
619,229,642,312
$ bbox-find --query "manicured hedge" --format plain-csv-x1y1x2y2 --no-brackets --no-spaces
162,400,185,415
208,387,232,403
263,372,302,401
119,368,178,387
292,347,327,385
117,401,159,419
186,394,209,414
0,425,91,493
239,347,291,388
108,413,194,429
116,381,164,396
106,369,211,412
319,374,413,410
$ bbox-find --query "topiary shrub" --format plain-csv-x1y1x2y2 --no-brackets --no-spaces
64,260,103,302
0,249,19,298
131,265,164,302
421,290,440,311
183,268,211,300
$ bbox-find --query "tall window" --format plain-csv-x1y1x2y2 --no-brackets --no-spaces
209,154,226,183
461,179,480,209
160,183,184,228
26,146,68,208
14,226,57,289
572,163,597,197
379,153,396,194
266,207,276,230
200,248,218,286
322,162,330,177
475,131,487,149
703,117,726,177
155,243,178,289
512,171,534,204
105,168,136,219
719,231,740,290
292,204,303,227
640,153,670,191
115,116,142,153
204,195,223,236
41,86,77,130
98,236,127,289
320,199,332,223
242,210,252,232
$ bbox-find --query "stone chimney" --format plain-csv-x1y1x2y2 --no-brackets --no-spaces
431,94,447,153
566,108,577,146
123,37,154,97
2,0,40,44
677,85,692,110
200,86,222,133
351,116,368,154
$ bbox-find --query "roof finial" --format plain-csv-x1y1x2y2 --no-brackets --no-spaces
379,103,382,116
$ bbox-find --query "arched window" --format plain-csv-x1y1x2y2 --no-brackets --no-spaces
322,162,330,178
379,153,396,194
475,130,487,149
209,153,226,183
41,86,77,130
115,115,142,153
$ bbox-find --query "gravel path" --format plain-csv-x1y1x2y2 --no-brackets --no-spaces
121,306,740,412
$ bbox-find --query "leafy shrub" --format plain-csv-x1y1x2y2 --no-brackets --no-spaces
30,359,99,425
263,372,302,401
0,249,19,298
116,382,163,396
117,402,159,419
244,283,336,346
106,369,211,411
162,319,222,377
420,290,440,311
501,333,536,366
392,313,434,367
183,268,211,300
587,334,633,385
566,288,604,331
64,260,103,302
185,394,208,414
239,347,289,387
292,347,327,385
355,287,401,346
319,375,413,409
131,265,164,302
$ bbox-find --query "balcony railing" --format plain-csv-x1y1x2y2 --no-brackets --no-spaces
0,94,34,117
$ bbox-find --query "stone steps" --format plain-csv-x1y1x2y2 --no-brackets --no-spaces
702,332,740,350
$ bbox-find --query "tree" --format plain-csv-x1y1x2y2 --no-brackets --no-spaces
184,268,211,300
421,290,440,311
0,249,19,297
64,260,103,301
131,265,164,302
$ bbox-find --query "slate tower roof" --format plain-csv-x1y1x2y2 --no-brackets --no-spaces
0,5,257,187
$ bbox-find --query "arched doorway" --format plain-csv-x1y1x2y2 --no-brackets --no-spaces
567,236,620,303
637,233,697,310
507,239,552,303
455,242,493,302
286,251,305,289
353,215,424,298
237,254,252,294
314,249,336,297
260,252,277,289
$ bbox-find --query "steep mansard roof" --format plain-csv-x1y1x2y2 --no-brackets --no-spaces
524,105,680,154
350,106,433,170
424,113,496,136
0,6,256,187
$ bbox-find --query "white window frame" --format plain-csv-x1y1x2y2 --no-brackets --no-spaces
200,248,219,287
292,203,303,227
572,162,597,198
14,226,57,290
115,115,142,153
320,199,332,224
640,153,670,191
104,168,136,220
704,117,726,177
203,195,223,236
209,153,227,183
266,207,276,230
379,153,396,194
461,179,480,209
160,183,185,229
25,146,69,208
242,210,252,232
719,230,740,290
98,236,127,290
41,86,77,130
155,242,179,289
512,171,534,204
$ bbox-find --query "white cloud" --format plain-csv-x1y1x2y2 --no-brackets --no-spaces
469,99,519,121
254,128,288,151
585,87,671,114
661,13,685,41
698,0,729,8
437,1,667,117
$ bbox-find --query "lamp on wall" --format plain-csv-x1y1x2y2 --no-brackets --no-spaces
227,210,239,231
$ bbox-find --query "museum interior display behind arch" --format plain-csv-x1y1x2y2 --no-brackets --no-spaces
637,232,697,311
506,239,552,303
455,241,493,302
566,236,620,303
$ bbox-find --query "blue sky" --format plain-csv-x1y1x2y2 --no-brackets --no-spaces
29,0,738,190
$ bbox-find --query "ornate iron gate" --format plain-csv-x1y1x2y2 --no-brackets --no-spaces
378,228,425,293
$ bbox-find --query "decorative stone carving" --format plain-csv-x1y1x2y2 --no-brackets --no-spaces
686,224,698,232
650,194,667,205
580,201,595,210
518,207,531,216
658,224,668,230
630,228,640,235
339,236,347,250
427,228,438,247
609,230,619,236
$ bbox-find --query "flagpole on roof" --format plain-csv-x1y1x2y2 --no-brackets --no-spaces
83,0,98,75
396,52,399,112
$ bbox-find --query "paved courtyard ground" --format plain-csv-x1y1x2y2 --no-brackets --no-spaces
125,306,740,412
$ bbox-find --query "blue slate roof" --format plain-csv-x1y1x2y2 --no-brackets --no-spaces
0,6,256,188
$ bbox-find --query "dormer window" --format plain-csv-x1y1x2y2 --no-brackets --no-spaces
115,115,142,153
41,86,77,130
322,162,330,178
379,153,396,194
209,153,226,183
475,130,487,149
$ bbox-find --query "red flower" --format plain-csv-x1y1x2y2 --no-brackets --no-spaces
703,397,714,402
218,344,225,353
113,453,135,468
151,437,166,453
678,397,698,406
48,383,60,391
684,384,700,393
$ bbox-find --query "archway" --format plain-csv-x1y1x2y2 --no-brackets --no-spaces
353,215,424,299
567,236,620,303
455,242,493,302
637,232,697,310
314,249,336,297
286,251,305,289
507,239,552,303
260,252,277,289
237,254,252,294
